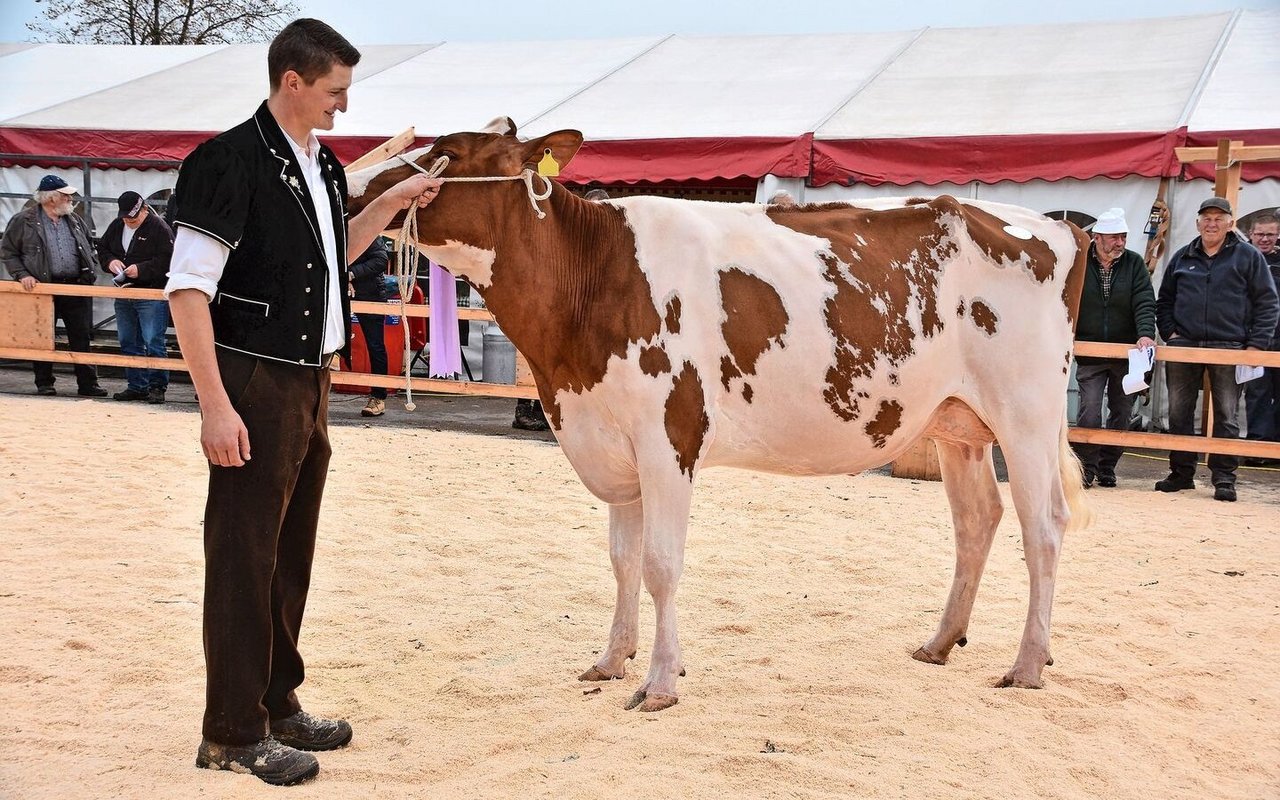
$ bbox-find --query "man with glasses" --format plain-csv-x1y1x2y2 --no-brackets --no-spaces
1071,207,1156,488
1244,212,1280,457
1155,198,1279,501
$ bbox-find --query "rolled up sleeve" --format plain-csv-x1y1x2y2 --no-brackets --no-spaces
164,227,229,301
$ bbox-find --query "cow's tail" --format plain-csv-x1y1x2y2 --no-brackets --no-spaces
1058,415,1092,532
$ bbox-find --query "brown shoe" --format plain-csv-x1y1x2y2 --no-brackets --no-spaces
270,710,353,751
361,397,385,417
195,736,319,785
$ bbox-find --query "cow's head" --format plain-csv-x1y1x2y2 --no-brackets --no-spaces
347,117,583,286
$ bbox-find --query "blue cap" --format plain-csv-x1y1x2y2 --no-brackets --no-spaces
37,174,77,194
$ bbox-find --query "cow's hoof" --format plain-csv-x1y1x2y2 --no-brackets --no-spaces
995,670,1044,689
911,646,947,665
579,665,623,681
624,689,678,712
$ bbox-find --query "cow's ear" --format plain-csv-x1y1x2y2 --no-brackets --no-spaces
522,129,584,171
481,116,517,136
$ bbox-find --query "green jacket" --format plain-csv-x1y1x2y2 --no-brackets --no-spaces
1074,246,1155,365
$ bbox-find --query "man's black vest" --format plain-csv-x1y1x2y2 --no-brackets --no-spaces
172,102,350,366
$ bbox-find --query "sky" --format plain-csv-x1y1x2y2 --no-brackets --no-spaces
0,0,1274,44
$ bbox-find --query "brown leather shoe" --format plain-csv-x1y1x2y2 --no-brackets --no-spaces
361,397,385,417
270,710,353,751
195,736,319,785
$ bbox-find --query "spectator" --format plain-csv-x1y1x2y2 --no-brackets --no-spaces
98,190,175,404
1244,212,1280,461
348,237,391,417
0,175,106,397
1154,197,1280,501
164,18,440,785
767,189,797,206
1072,208,1156,487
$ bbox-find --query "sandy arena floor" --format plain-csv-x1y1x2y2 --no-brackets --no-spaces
1,384,1277,799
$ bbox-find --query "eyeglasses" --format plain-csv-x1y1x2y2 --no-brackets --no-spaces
1252,232,1278,239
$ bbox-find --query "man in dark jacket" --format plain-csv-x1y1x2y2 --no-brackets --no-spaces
98,191,174,403
1072,208,1156,487
348,236,390,417
0,174,106,397
165,18,439,786
1243,212,1280,456
1155,197,1280,501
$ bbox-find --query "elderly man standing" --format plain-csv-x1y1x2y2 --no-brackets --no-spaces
1072,208,1156,487
0,175,107,397
1244,212,1280,458
98,191,175,404
1155,198,1279,501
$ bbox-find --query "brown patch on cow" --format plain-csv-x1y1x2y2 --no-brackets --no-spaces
956,298,967,318
742,383,754,403
718,267,789,391
1063,350,1072,375
639,345,672,377
888,372,900,386
766,201,954,421
937,197,1056,284
1062,222,1090,328
969,298,999,336
664,296,682,334
664,362,709,478
865,399,904,448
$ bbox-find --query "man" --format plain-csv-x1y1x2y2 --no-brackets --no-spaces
348,236,391,417
1072,208,1156,487
1154,198,1279,501
1244,212,1280,458
165,19,440,786
0,175,107,397
98,191,174,404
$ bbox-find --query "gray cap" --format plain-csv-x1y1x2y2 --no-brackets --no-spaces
1198,197,1233,216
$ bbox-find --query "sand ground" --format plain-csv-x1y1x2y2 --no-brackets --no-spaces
1,380,1277,799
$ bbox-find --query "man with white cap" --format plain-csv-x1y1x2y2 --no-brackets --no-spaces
0,174,107,397
1155,197,1279,501
1071,207,1156,487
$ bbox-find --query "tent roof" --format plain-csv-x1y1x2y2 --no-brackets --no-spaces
0,9,1274,184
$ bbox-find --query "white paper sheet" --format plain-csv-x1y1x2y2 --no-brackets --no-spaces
1121,346,1156,394
1236,364,1264,384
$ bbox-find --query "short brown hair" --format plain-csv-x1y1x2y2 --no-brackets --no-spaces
1250,213,1280,231
268,18,360,91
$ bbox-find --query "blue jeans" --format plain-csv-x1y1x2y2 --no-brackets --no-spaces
1164,341,1242,485
1244,354,1280,442
1072,361,1135,478
115,298,169,391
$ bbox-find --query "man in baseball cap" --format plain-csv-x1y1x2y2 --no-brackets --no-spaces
0,173,105,396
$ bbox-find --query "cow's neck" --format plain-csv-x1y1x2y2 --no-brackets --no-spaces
472,186,661,394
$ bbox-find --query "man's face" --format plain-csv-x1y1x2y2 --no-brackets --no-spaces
284,64,352,133
123,207,146,230
43,192,74,217
1092,232,1127,262
1196,209,1232,249
1249,221,1278,254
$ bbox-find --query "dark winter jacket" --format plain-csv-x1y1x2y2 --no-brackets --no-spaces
1,204,98,284
1156,230,1279,350
96,209,174,289
1074,245,1155,365
349,237,389,302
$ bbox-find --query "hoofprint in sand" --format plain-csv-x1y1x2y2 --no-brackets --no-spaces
1,393,1276,799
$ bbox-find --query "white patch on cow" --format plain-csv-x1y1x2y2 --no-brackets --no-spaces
421,241,496,288
1003,224,1033,240
346,146,432,198
481,116,515,135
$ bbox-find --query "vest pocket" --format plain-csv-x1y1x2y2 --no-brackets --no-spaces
217,292,270,317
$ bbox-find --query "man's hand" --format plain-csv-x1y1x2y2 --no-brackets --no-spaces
201,405,251,467
390,174,442,209
1137,336,1156,350
124,264,139,278
18,275,37,291
108,259,126,276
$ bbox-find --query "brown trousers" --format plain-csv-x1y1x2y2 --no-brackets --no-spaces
201,349,332,745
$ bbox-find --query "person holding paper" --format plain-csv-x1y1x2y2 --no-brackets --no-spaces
1071,208,1156,488
1244,213,1280,459
1154,198,1279,502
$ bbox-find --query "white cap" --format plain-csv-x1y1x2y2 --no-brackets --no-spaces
1093,208,1128,235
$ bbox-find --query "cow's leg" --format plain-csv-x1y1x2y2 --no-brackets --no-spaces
913,440,1002,665
580,499,643,681
624,469,695,713
992,423,1071,689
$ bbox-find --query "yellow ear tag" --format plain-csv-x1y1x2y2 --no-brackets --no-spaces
537,148,560,177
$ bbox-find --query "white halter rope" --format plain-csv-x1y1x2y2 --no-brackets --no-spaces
387,154,554,410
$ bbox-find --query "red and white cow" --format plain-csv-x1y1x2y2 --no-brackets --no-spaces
348,119,1091,712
